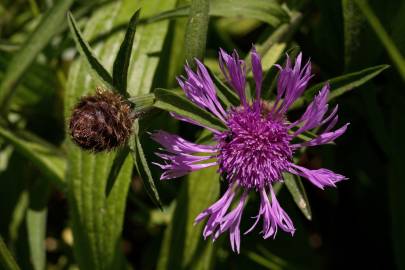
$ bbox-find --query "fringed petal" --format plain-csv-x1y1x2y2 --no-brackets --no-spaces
251,46,263,112
289,164,348,189
272,53,312,115
219,48,248,107
177,60,227,122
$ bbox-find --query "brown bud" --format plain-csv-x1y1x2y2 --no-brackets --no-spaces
69,88,134,152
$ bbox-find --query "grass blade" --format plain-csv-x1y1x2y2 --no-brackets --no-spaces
26,178,49,270
0,125,65,188
354,0,405,81
0,236,20,270
0,0,74,114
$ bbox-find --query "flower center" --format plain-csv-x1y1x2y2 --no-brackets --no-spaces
216,108,292,189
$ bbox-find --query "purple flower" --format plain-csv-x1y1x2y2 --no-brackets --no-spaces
151,47,349,253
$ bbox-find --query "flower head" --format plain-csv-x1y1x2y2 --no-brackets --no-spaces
152,47,348,253
69,88,134,152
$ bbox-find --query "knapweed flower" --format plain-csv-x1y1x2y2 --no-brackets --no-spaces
151,48,349,253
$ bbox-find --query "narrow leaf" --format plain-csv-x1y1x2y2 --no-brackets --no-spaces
112,9,141,95
129,120,163,209
105,146,130,197
354,0,405,81
0,236,20,270
283,172,312,220
291,64,389,109
0,0,75,113
26,178,49,270
184,0,209,64
0,125,65,188
154,88,226,131
67,11,114,88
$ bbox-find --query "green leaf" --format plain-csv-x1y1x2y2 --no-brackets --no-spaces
283,172,312,220
291,65,389,109
354,0,405,81
64,0,176,268
0,235,20,270
0,0,75,113
157,166,220,270
210,0,288,27
0,125,65,188
67,11,114,88
129,120,162,209
112,9,140,95
154,88,227,131
105,146,130,197
26,178,49,270
184,0,209,64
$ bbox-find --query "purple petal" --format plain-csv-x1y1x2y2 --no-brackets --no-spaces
219,191,248,253
244,187,295,239
151,130,216,154
272,53,312,115
289,164,348,189
291,123,349,148
195,185,236,237
177,60,227,122
219,48,248,107
251,46,263,111
170,112,221,134
292,84,330,135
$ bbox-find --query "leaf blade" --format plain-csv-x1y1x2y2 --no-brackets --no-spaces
112,9,141,95
0,236,20,270
129,120,163,209
0,125,65,188
291,64,389,109
0,0,75,113
67,11,114,88
283,172,312,220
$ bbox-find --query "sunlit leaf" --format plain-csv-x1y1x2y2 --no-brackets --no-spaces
283,172,312,220
184,0,209,63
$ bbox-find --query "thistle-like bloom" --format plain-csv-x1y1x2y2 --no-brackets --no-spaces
152,48,349,253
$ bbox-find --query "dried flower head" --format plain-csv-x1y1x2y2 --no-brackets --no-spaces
69,88,133,152
151,47,349,253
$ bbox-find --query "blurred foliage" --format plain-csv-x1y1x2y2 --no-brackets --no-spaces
0,0,404,269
